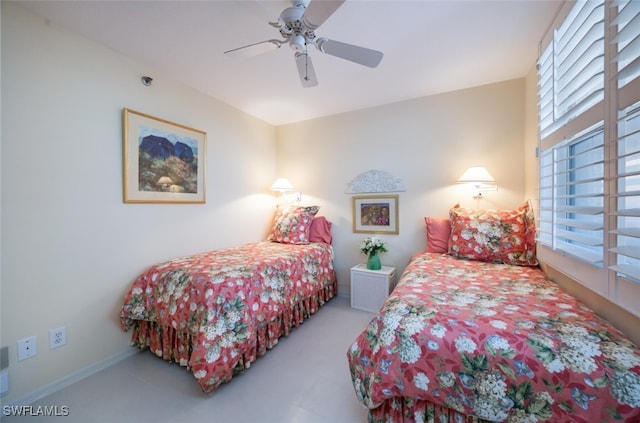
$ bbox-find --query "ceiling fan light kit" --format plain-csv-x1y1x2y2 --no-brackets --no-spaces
224,0,383,87
290,34,307,53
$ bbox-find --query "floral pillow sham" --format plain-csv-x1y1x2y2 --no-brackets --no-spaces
448,202,538,266
268,205,319,245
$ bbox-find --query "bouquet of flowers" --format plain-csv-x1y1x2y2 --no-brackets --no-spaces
360,236,388,256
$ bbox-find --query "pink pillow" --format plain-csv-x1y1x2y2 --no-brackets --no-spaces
268,205,319,245
448,202,538,266
309,216,332,244
424,217,451,253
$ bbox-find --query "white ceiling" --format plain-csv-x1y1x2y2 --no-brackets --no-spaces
17,0,563,126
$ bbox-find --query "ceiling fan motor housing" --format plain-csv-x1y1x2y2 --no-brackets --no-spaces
279,4,318,52
280,6,304,33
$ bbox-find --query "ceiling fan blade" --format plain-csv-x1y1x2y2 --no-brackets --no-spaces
302,0,345,30
224,40,282,59
295,52,318,88
317,38,383,68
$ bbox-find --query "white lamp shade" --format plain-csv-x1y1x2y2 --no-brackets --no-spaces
271,178,294,192
457,167,495,184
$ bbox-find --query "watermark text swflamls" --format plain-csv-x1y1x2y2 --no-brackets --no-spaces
3,405,69,417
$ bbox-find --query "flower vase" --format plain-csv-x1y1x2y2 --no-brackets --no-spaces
367,252,381,270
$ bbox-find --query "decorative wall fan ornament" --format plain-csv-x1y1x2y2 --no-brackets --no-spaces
224,0,383,87
346,169,406,194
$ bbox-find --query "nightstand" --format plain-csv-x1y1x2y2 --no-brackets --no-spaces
350,264,397,312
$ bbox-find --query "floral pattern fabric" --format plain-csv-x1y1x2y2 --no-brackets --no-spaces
120,241,336,393
448,203,538,266
268,205,320,244
347,253,640,422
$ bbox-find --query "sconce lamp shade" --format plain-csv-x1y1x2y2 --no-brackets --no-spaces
271,178,294,192
457,167,495,184
457,167,497,205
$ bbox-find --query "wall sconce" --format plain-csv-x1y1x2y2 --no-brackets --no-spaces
271,178,295,205
457,166,497,207
271,178,294,194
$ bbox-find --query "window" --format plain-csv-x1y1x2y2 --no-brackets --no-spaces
538,0,605,140
537,0,640,316
611,103,640,283
539,123,605,265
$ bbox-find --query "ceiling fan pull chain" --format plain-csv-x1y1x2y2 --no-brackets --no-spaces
304,44,310,81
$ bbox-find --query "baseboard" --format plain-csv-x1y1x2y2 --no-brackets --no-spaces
3,349,138,408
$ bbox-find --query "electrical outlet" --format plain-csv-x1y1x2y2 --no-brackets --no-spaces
17,336,37,361
49,327,66,350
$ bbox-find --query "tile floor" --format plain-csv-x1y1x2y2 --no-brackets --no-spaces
3,297,374,423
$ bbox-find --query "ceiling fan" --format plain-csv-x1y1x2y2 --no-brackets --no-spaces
224,0,383,87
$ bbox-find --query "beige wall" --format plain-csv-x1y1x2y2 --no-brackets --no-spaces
1,3,277,404
275,79,528,295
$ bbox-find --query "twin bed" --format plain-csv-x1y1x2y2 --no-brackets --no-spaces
347,203,640,422
120,201,640,422
120,206,335,394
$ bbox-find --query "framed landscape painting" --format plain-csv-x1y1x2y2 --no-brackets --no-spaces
352,195,399,234
123,108,206,203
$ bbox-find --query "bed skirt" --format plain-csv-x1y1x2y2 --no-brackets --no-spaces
128,278,337,391
369,398,491,423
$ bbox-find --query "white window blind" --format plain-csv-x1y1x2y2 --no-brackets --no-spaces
538,124,605,266
538,44,554,135
538,0,640,315
538,148,554,245
555,1,605,119
538,0,605,139
611,102,640,282
610,0,640,286
612,0,640,93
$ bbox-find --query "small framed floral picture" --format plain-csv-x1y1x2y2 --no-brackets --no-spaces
352,195,399,234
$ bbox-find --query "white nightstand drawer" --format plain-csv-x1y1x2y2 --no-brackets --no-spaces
350,264,396,312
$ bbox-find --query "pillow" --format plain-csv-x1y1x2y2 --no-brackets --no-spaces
309,216,333,244
447,202,538,266
268,205,320,244
424,216,451,253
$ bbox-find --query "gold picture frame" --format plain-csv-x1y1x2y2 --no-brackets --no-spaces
123,108,206,203
352,195,399,234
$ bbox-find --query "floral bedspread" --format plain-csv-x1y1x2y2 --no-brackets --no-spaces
120,241,336,393
347,252,640,422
